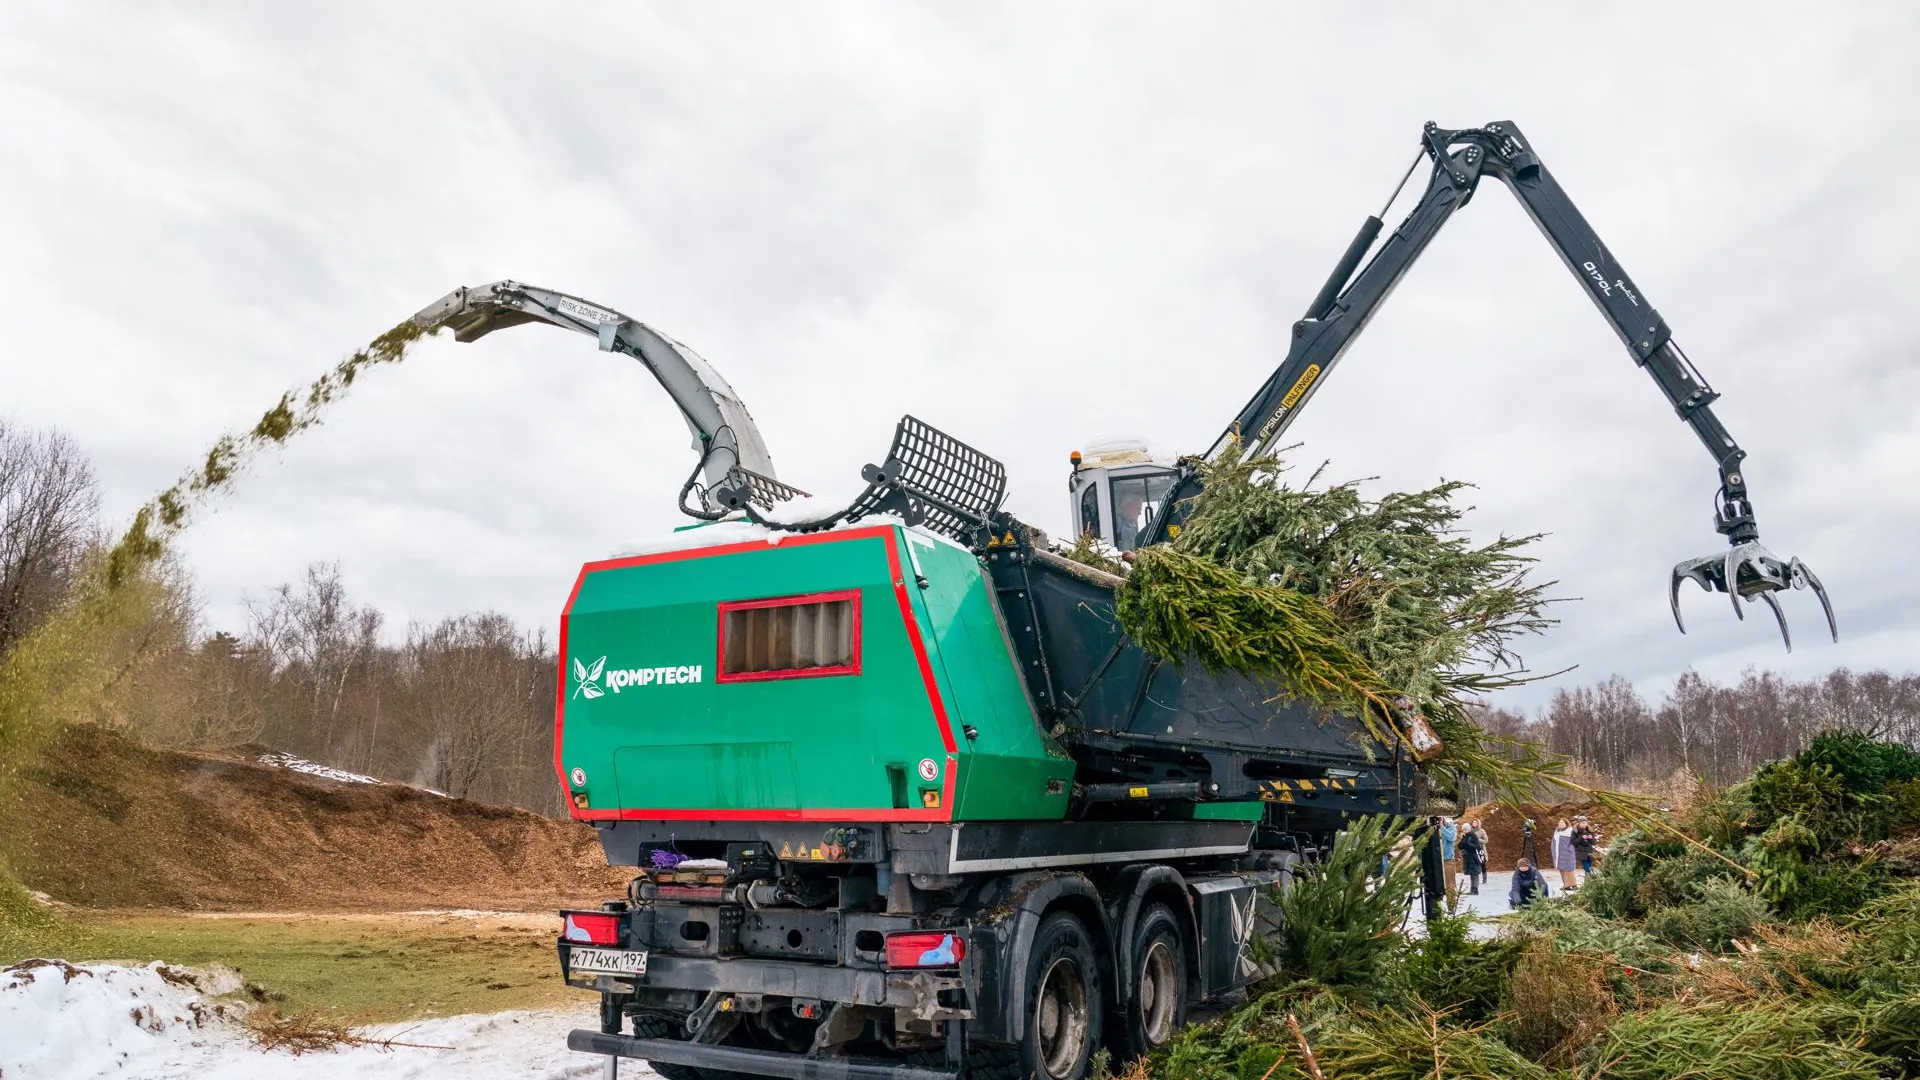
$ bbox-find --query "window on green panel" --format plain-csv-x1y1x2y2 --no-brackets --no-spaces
720,591,860,681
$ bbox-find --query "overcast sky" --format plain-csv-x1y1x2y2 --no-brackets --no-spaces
4,2,1917,710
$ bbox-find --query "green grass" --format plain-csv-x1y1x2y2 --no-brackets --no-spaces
8,909,580,1023
0,873,86,960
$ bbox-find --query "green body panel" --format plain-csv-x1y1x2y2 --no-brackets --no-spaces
894,531,1072,821
558,525,1072,822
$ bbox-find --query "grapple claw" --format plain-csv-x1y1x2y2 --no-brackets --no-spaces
1668,555,1719,635
1788,557,1838,643
1725,547,1744,621
1760,590,1791,652
1667,541,1832,651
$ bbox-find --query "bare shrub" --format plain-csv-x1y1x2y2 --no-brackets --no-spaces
1500,939,1617,1065
0,421,100,658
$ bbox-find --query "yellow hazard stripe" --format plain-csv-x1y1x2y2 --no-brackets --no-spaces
1255,777,1359,797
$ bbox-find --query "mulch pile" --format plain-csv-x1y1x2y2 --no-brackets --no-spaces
0,724,630,912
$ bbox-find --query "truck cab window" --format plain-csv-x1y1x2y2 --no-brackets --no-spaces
1110,473,1174,552
1078,483,1101,540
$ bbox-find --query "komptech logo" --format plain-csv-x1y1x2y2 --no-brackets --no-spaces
572,656,703,700
571,657,607,700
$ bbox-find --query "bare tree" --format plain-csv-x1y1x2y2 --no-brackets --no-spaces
398,612,541,799
1534,676,1655,780
183,630,271,746
0,420,100,656
1813,668,1920,743
244,562,382,760
1655,669,1714,775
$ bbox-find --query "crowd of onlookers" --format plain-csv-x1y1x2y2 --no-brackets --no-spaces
1376,812,1605,912
1495,813,1603,908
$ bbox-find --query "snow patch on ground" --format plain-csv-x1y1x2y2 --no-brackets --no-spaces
256,753,381,785
0,960,642,1080
254,752,448,797
1401,870,1583,941
1,959,243,1079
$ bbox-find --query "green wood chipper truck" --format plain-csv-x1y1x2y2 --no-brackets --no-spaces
409,119,1832,1080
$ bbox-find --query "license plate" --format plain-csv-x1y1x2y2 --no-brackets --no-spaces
570,947,649,976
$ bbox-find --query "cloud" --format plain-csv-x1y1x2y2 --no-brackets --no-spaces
3,2,1917,709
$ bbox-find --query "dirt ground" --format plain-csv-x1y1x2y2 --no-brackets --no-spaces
0,724,631,912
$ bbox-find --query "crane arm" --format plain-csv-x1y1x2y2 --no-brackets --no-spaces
410,281,800,516
1150,121,1833,649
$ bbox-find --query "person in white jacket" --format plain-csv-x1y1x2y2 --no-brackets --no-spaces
1551,818,1577,891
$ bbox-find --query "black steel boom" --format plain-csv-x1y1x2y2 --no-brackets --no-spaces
1149,120,1833,650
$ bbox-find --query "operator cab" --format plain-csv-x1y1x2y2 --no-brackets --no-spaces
1067,439,1178,553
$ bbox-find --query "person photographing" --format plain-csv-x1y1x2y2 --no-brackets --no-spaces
1509,857,1550,909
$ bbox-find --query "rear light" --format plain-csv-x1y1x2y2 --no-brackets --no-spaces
562,911,624,946
886,931,966,969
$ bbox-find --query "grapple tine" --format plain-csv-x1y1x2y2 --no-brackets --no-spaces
1724,548,1744,621
1669,567,1688,634
1792,558,1839,643
1760,590,1791,653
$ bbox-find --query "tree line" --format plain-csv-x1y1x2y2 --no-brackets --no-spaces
1476,666,1920,791
6,417,1917,815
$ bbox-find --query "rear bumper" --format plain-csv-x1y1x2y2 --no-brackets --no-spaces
566,948,966,1019
568,1030,958,1080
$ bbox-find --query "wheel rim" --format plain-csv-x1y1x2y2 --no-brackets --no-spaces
1035,955,1090,1078
1138,939,1178,1045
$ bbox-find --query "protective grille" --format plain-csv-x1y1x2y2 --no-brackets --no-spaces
849,415,1007,542
727,467,808,508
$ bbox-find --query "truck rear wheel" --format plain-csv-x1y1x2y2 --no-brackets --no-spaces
628,1013,709,1080
1022,912,1102,1080
1114,903,1187,1061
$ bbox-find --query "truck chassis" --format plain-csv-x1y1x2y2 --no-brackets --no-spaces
561,817,1305,1080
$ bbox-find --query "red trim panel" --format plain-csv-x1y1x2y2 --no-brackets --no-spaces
554,526,959,823
715,588,862,683
572,805,950,823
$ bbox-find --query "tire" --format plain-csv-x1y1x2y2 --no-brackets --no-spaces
1112,903,1187,1062
1020,912,1103,1080
629,1013,707,1080
903,1043,1021,1080
966,1047,1024,1080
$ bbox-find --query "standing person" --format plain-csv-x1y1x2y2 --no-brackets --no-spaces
1390,834,1417,873
1509,857,1550,909
1476,822,1492,889
1552,817,1577,892
1458,819,1485,895
1571,816,1601,882
1521,819,1537,864
1389,834,1420,916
